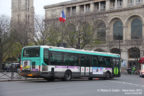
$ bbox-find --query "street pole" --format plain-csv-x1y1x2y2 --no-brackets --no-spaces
59,22,66,47
61,23,64,47
76,23,80,49
0,28,1,70
119,38,121,58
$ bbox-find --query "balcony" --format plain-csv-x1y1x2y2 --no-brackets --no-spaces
107,39,143,48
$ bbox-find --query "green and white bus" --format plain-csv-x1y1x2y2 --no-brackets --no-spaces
20,46,121,81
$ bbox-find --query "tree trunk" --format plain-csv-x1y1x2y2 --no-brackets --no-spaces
0,38,2,70
0,53,2,71
0,50,2,71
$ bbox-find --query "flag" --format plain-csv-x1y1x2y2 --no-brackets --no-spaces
59,10,66,23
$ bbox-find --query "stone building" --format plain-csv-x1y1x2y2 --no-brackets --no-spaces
11,0,34,25
11,0,34,31
11,0,34,45
44,0,144,67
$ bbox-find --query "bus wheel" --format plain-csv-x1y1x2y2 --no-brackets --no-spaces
64,71,72,81
88,77,93,80
49,78,55,81
105,72,111,80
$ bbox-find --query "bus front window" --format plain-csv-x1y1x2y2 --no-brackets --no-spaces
23,47,40,57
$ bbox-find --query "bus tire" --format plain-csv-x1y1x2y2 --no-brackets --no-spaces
88,77,93,80
105,72,111,80
49,78,55,81
64,71,72,81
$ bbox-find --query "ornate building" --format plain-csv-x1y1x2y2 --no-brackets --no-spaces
44,0,144,67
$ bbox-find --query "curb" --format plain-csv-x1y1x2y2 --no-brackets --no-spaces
0,79,26,82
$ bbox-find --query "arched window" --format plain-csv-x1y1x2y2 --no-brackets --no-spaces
131,18,142,39
113,20,123,40
96,22,106,41
128,47,140,58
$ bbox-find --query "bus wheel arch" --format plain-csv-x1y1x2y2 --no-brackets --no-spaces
63,70,72,81
105,71,112,80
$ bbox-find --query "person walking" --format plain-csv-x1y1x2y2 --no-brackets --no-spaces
132,65,136,74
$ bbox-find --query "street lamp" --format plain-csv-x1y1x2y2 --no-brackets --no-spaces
118,34,121,58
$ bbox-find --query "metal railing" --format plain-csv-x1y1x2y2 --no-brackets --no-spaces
0,69,24,81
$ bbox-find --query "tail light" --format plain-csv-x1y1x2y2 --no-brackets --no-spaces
20,65,22,71
39,65,41,71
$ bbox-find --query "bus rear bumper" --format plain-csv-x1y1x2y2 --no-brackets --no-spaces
20,71,41,78
20,71,53,78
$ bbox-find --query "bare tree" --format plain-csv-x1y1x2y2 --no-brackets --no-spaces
32,16,48,45
64,19,94,49
33,16,61,46
0,15,10,70
11,19,34,47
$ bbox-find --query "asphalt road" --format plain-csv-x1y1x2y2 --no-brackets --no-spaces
0,74,144,96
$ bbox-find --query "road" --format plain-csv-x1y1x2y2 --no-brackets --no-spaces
0,74,144,96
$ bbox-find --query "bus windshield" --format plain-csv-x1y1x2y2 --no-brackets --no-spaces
23,47,40,57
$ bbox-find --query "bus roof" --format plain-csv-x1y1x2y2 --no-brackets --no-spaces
23,45,120,58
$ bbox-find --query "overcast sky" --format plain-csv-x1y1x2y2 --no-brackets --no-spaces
0,0,70,17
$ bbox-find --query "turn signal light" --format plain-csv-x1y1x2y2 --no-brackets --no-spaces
20,65,22,71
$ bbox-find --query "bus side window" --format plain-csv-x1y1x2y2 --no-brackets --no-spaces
112,58,116,66
64,53,69,66
64,53,77,66
73,54,79,66
92,56,99,67
98,56,105,67
44,48,49,65
85,56,90,66
50,52,63,65
110,58,113,67
104,57,111,67
80,55,85,66
80,55,90,66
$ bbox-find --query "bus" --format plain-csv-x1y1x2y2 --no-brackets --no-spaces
20,46,121,81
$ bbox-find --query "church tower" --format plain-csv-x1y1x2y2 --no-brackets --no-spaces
11,0,34,27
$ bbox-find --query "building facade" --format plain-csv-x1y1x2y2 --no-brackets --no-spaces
11,0,34,45
44,0,144,67
11,0,34,28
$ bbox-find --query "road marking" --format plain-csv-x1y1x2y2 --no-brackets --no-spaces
110,81,144,88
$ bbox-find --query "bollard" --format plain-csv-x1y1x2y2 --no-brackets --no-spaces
11,64,14,80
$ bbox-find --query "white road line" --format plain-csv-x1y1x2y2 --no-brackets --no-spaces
110,81,144,88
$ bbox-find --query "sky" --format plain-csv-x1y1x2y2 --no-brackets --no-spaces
0,0,70,17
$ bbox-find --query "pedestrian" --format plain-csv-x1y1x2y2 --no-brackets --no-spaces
132,65,136,74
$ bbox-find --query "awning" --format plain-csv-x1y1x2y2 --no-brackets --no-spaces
138,57,144,63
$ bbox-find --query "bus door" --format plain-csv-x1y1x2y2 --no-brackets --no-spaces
80,56,90,76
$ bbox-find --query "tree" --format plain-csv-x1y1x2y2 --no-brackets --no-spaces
33,16,61,46
65,19,94,49
47,25,61,46
0,15,10,70
11,18,34,47
32,16,48,45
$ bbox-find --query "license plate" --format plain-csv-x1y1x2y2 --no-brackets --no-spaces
27,74,33,76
